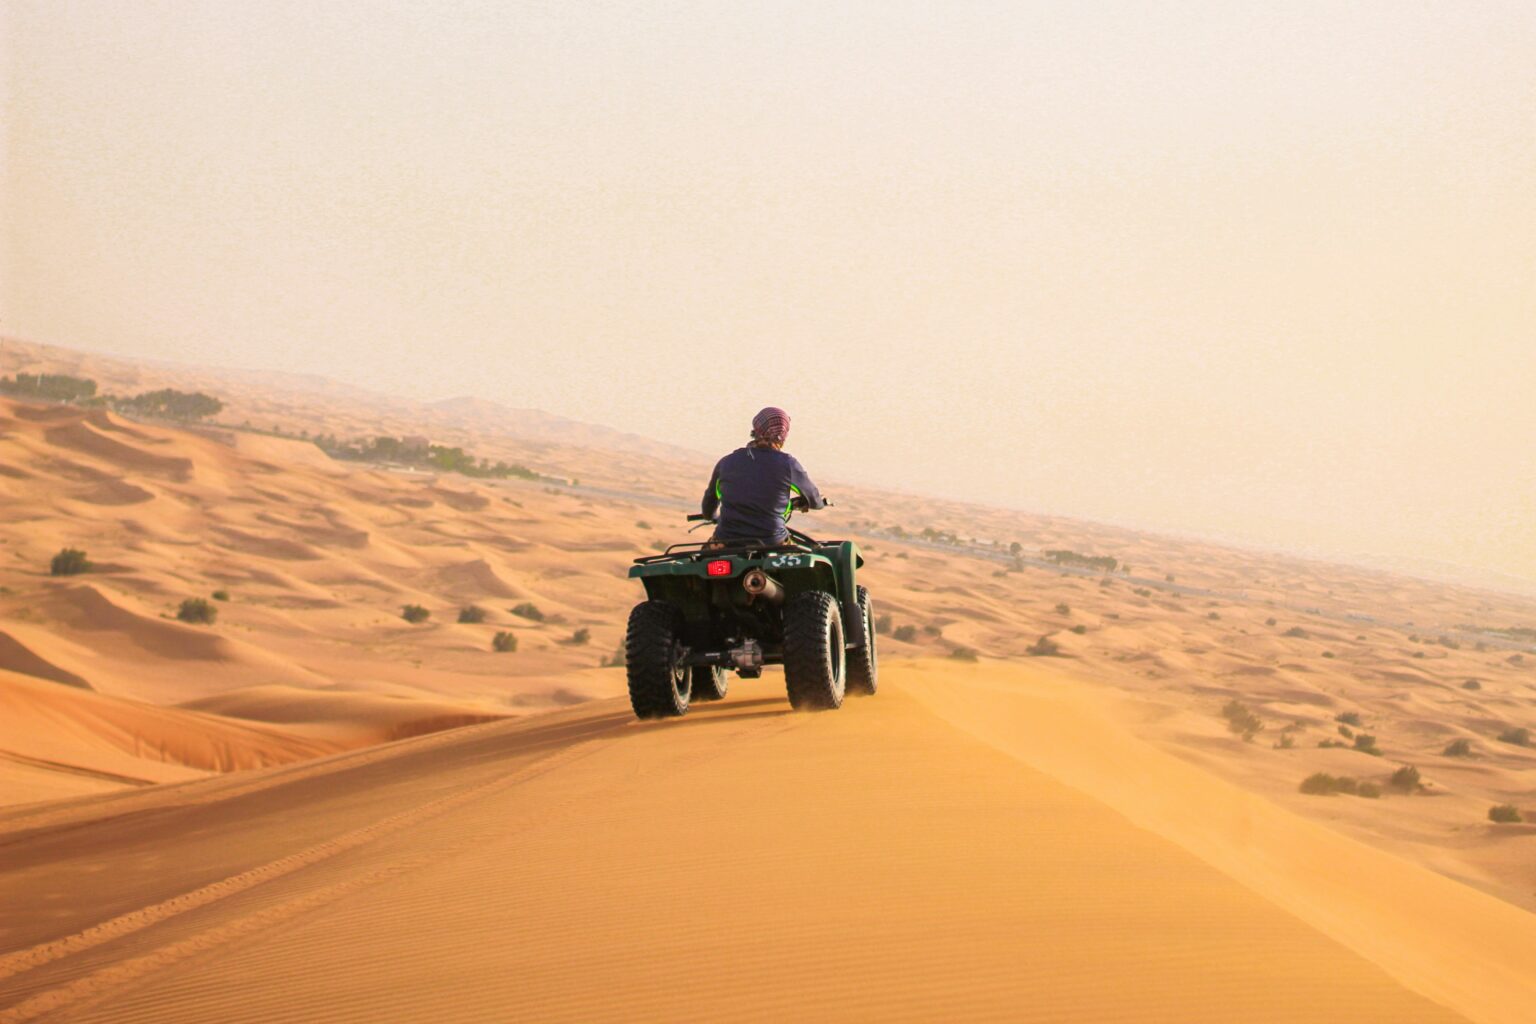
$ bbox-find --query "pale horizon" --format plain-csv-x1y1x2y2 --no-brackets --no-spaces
3,1,1533,585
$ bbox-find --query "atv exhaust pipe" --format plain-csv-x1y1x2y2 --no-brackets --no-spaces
741,569,785,605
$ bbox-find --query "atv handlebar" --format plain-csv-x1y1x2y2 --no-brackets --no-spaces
687,513,713,522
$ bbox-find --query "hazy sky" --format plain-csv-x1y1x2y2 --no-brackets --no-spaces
3,2,1534,582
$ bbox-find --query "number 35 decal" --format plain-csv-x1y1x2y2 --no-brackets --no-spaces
768,555,805,569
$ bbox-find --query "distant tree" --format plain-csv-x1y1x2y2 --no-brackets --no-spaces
1462,679,1482,690
1353,733,1382,756
1443,738,1474,757
402,604,430,624
0,373,97,402
114,388,224,422
458,605,487,624
1070,624,1087,635
492,631,517,653
510,602,545,622
949,646,979,662
49,547,93,576
1054,602,1071,615
892,625,918,643
176,598,217,625
1265,617,1278,627
1283,627,1310,639
1009,542,1022,556
569,627,591,645
1221,700,1264,742
211,589,230,602
1335,711,1363,727
1488,804,1523,824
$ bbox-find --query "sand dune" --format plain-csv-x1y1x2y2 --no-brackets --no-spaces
5,663,1529,1024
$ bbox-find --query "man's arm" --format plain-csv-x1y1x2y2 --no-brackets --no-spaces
788,457,826,510
701,459,724,520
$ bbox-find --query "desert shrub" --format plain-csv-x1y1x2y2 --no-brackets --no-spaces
1353,733,1382,756
1497,727,1532,747
492,631,517,653
510,602,545,622
1436,635,1460,649
874,613,893,635
1338,725,1354,739
50,548,92,576
1165,574,1175,582
1221,700,1264,742
1054,602,1071,615
1389,765,1421,791
458,605,487,624
1508,653,1525,665
1335,711,1363,727
1207,611,1221,620
1133,588,1152,597
600,642,625,667
1443,738,1474,757
1274,733,1296,750
569,627,591,645
1357,782,1382,799
1301,773,1352,796
635,520,651,530
1283,627,1309,639
922,623,943,637
211,589,230,602
1488,804,1523,824
1322,651,1335,658
1069,624,1087,635
1462,678,1482,690
893,625,918,643
1026,634,1061,657
402,604,430,623
949,646,979,662
176,598,217,625
1318,738,1346,749
1265,617,1278,627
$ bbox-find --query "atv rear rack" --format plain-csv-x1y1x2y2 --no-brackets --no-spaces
632,541,814,565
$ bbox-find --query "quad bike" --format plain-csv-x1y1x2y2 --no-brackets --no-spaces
623,501,877,718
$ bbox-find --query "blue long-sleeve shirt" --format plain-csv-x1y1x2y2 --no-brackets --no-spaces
701,446,825,543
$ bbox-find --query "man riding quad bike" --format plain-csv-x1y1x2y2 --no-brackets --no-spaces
623,407,877,719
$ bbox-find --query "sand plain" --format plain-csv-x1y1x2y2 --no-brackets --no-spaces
1,338,1534,1021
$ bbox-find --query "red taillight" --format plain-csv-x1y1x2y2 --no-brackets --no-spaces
707,559,732,576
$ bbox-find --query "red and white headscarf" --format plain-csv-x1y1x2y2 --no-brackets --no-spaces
751,406,790,447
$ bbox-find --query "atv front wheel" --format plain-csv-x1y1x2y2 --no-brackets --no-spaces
783,591,846,711
692,664,729,702
626,601,691,719
846,585,877,696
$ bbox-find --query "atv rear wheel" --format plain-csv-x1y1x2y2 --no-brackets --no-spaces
692,664,729,702
626,601,691,719
846,585,878,696
783,591,846,711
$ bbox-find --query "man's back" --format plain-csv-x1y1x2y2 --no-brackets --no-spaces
702,446,824,543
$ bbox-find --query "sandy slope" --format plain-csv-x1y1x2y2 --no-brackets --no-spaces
9,662,1531,1023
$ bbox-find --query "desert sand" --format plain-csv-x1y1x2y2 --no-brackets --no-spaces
2,338,1534,1021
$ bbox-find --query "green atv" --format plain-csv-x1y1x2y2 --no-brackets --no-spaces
623,505,877,718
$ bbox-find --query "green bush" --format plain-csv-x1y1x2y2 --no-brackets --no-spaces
1069,624,1087,635
0,372,98,402
492,631,517,653
1283,626,1309,639
1389,765,1421,791
211,589,230,602
949,646,979,662
1300,772,1357,796
510,602,545,622
922,623,943,637
1221,700,1264,742
402,604,430,623
1265,617,1278,627
892,625,918,643
1318,738,1346,749
1274,733,1296,750
1353,733,1382,756
50,548,93,576
569,627,591,645
1054,602,1071,615
176,598,217,625
1488,804,1523,824
458,605,487,624
1497,727,1531,747
1462,679,1482,690
1443,738,1474,757
1338,725,1354,739
1026,634,1061,657
874,613,893,635
1335,712,1361,728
